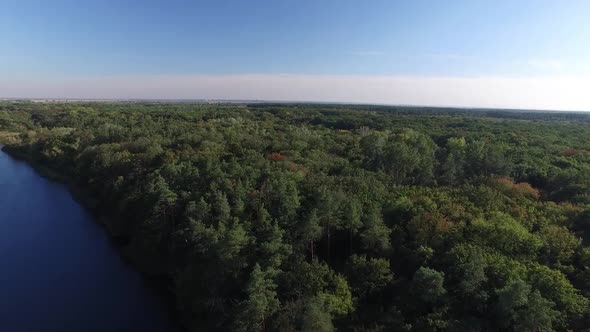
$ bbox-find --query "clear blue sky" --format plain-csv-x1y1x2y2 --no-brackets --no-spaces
2,0,590,109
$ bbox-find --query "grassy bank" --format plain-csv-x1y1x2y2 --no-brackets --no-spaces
0,131,20,144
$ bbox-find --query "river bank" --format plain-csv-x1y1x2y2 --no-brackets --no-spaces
0,144,183,331
0,147,178,331
2,145,104,224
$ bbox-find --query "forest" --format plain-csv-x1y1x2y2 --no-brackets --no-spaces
2,101,590,331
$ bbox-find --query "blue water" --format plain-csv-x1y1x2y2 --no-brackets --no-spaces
0,149,176,332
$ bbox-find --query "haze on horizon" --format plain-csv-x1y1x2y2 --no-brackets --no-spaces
2,0,590,111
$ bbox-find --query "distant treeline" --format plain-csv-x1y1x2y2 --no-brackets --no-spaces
2,102,590,331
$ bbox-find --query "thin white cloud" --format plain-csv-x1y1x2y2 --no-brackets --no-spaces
1,74,590,111
348,51,386,56
527,59,564,71
424,53,478,61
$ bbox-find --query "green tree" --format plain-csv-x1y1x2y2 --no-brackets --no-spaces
495,278,558,331
360,206,392,255
235,264,280,331
347,255,393,297
413,267,447,304
301,298,334,332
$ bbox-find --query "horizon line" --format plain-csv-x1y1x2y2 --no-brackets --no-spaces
1,97,587,113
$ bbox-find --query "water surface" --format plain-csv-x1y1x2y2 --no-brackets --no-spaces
0,149,175,332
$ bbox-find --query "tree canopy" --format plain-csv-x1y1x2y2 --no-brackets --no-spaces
3,101,590,331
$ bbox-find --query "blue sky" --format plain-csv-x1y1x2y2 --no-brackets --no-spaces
2,0,590,109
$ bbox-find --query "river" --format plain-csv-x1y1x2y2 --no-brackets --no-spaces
0,148,176,331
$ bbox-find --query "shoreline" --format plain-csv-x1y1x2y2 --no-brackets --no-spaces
0,144,184,331
1,145,104,222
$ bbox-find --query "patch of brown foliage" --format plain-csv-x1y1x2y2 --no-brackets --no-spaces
496,177,540,199
268,152,287,161
562,148,580,157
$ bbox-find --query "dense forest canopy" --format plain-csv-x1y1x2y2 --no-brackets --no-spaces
2,101,590,331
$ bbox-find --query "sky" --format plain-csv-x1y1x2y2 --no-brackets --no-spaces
2,0,590,110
